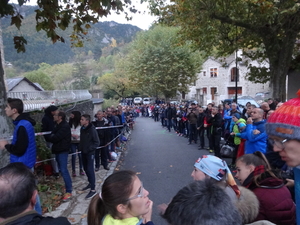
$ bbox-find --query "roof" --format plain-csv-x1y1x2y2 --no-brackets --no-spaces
91,98,104,104
6,77,44,91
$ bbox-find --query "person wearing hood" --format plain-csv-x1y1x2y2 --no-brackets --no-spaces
41,105,59,177
78,114,100,200
235,151,296,224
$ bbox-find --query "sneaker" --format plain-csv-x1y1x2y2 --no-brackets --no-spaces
72,171,76,177
104,166,110,171
80,170,85,176
81,184,91,191
85,190,97,200
62,193,72,201
95,167,99,172
53,173,60,179
209,149,214,153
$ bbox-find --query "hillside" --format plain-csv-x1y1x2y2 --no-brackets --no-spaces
1,5,141,71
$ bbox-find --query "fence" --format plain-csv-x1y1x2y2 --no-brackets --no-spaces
7,90,92,112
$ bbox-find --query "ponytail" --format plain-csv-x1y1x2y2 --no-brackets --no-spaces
237,151,279,186
87,194,107,225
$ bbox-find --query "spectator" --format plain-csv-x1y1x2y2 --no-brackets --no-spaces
92,111,110,171
197,107,206,149
41,105,60,178
187,108,198,145
260,102,270,119
242,102,252,115
165,103,176,132
0,98,42,214
268,98,276,110
79,114,100,199
208,106,223,156
230,113,246,166
244,108,267,154
0,98,36,170
0,162,70,225
69,111,84,177
87,170,154,225
162,179,242,225
242,104,256,120
48,111,72,201
235,152,296,224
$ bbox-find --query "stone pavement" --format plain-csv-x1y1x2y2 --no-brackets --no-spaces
43,134,129,225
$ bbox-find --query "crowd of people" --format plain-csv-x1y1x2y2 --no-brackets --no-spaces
1,93,300,224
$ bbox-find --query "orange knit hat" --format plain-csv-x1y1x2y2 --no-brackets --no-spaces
266,90,300,140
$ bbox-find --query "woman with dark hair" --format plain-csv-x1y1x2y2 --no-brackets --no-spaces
235,151,296,224
87,170,154,225
69,111,84,177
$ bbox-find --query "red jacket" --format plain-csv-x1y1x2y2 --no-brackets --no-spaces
249,177,296,225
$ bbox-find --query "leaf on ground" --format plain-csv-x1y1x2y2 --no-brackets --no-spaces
68,217,76,222
170,165,173,167
136,172,141,174
81,214,87,218
158,171,161,173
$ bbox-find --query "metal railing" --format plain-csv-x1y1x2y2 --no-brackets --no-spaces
7,90,92,112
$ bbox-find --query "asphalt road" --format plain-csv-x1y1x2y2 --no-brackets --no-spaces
119,117,217,225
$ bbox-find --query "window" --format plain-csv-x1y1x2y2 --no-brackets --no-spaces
203,71,206,76
230,67,239,82
193,80,196,86
203,87,207,94
210,68,218,77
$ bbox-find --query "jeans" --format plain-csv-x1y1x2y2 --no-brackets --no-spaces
82,153,96,190
189,124,198,143
167,118,173,131
70,143,83,172
198,128,205,148
210,130,222,157
55,153,72,193
31,168,42,214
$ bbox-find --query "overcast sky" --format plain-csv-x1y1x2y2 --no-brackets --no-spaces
13,0,157,30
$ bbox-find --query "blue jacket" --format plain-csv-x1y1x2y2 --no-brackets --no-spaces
11,119,36,169
243,120,267,154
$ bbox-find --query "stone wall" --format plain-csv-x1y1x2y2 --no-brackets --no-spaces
0,100,94,168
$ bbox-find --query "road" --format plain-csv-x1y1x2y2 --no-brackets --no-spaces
119,117,216,224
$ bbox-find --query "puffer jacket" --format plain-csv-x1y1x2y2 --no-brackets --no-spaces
246,177,296,225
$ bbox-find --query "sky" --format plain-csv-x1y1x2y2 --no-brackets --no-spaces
15,0,158,30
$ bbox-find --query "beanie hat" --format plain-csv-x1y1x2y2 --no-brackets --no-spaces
194,155,240,198
233,113,241,119
266,90,300,140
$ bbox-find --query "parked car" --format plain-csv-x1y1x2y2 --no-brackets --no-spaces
133,97,143,104
222,96,260,109
255,92,270,102
143,97,153,105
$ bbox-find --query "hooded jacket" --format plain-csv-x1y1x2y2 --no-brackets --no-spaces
6,113,36,169
244,175,296,225
78,123,100,154
0,210,70,225
41,106,57,142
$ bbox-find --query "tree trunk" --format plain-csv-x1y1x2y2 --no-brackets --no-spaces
0,22,13,167
264,31,297,101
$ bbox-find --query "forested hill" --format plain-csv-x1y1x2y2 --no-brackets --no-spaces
1,5,142,71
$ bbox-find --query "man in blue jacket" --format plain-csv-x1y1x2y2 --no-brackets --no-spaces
238,108,267,154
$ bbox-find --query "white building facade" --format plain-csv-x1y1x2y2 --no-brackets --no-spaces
187,52,270,106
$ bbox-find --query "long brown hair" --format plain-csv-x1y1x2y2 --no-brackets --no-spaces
87,170,136,225
237,151,278,186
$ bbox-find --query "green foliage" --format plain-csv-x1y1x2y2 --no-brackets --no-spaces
102,98,120,109
153,0,300,100
125,25,203,98
24,70,55,90
72,62,90,89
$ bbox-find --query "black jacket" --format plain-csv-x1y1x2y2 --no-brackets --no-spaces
92,120,110,145
197,112,206,129
165,107,176,119
0,210,70,225
49,120,71,154
78,123,100,154
208,113,223,134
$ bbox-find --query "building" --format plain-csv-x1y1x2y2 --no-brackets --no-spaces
187,51,270,106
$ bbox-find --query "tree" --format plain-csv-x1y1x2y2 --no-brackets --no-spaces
24,70,55,90
97,57,137,98
152,0,300,100
0,0,136,165
72,62,90,90
125,25,203,99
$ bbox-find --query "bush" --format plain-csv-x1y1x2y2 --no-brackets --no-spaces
102,98,120,109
